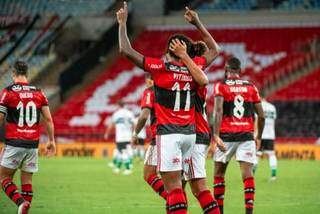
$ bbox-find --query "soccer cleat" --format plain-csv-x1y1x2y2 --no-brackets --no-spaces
108,162,115,168
18,201,30,214
270,176,277,181
113,168,120,174
123,169,132,175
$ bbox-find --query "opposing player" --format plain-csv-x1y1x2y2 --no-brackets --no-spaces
132,74,168,200
0,61,56,214
117,2,215,213
105,100,135,175
254,94,277,180
213,57,265,214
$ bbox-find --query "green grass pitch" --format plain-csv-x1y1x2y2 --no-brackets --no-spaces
1,158,319,213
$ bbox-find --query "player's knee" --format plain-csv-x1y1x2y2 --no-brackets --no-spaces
189,179,207,197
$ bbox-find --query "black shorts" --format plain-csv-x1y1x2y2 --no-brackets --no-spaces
116,142,130,153
259,139,274,151
137,138,145,146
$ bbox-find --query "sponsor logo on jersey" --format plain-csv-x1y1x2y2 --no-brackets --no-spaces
150,63,163,69
12,85,22,92
172,157,180,164
19,92,33,99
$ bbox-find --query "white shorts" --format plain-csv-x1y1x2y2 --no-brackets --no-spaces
144,145,157,166
0,145,38,173
214,141,256,164
189,144,209,179
156,134,196,181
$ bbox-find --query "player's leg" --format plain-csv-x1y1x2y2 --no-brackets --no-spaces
114,144,124,173
213,142,237,214
144,145,167,200
265,140,277,180
20,147,38,205
158,134,188,214
236,141,257,214
0,146,27,207
187,144,220,214
126,143,134,169
253,140,266,174
109,148,119,168
122,144,132,175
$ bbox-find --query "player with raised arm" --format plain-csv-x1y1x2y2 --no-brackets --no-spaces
168,7,221,214
212,57,265,214
117,2,213,213
131,74,168,200
254,94,278,181
0,61,56,214
105,100,135,175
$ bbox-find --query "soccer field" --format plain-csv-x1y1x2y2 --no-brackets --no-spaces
1,158,319,214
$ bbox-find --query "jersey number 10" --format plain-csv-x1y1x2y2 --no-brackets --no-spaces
17,101,37,127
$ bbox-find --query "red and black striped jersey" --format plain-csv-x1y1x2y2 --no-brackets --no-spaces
0,82,48,148
195,87,211,145
140,87,156,145
143,56,206,135
214,78,261,142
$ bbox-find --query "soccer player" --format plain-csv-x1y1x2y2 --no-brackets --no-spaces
117,2,213,213
0,61,56,214
170,7,221,214
105,100,135,175
254,94,277,180
132,74,168,200
212,57,265,214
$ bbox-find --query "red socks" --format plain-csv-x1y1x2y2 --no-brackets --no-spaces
197,190,220,214
1,178,25,206
244,177,255,214
167,188,187,214
147,174,167,200
21,184,33,203
213,176,225,214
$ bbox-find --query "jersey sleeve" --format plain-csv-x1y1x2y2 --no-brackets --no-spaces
193,56,207,70
143,57,165,75
213,82,225,97
140,89,154,109
252,86,261,103
40,90,49,106
0,89,9,115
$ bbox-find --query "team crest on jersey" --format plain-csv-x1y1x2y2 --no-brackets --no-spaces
12,85,22,92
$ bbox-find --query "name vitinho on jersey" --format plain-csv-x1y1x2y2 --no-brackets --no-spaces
173,73,193,82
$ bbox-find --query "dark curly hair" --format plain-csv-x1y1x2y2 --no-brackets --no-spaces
167,34,208,59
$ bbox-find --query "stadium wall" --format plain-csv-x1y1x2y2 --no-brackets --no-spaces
1,143,319,160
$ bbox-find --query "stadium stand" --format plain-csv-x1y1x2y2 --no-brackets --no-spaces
198,0,320,11
0,0,114,17
53,25,320,141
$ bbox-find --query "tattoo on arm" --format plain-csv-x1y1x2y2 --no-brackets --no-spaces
213,96,224,136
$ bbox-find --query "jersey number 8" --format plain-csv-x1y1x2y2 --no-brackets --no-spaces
233,94,245,119
17,101,37,127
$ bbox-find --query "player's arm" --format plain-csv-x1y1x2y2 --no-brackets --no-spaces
41,106,56,157
104,122,115,140
132,108,150,146
0,113,4,126
184,7,220,64
170,39,208,86
213,96,226,152
117,1,144,69
254,103,265,150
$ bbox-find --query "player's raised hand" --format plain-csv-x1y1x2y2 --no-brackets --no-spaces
214,135,226,153
116,1,128,25
45,140,56,157
169,39,188,59
184,7,199,25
